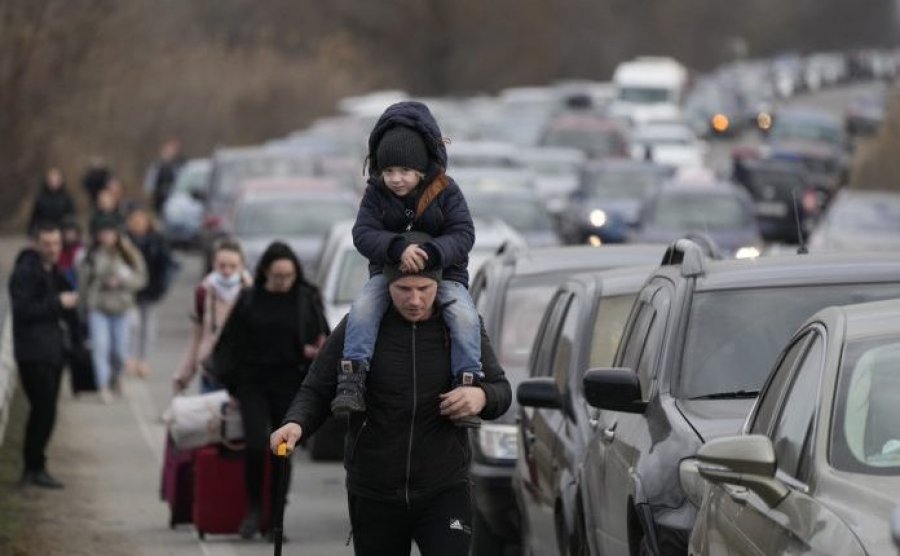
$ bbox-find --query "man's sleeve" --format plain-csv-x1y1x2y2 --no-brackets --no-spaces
477,320,512,420
9,262,61,325
281,317,347,437
352,186,402,264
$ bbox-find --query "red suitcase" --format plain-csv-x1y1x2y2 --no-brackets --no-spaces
160,434,196,529
192,445,271,539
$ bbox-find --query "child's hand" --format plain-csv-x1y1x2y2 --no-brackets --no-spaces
400,244,429,273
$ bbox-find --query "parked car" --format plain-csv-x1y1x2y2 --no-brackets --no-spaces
162,158,210,248
518,146,586,211
515,265,654,556
557,160,671,244
631,121,708,169
686,298,900,556
540,113,631,160
631,179,763,257
466,188,561,247
845,87,887,136
808,189,900,252
577,241,900,555
683,79,745,138
468,245,667,555
230,178,358,275
731,158,817,243
446,140,524,169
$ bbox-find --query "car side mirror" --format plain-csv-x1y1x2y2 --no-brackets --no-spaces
582,368,646,414
696,435,789,507
517,378,562,410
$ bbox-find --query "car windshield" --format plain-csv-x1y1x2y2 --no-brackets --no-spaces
498,282,558,374
770,118,844,147
649,192,751,229
678,283,900,399
584,170,663,199
542,128,625,157
832,338,900,475
215,155,318,196
334,250,369,304
828,195,900,233
469,196,554,232
235,198,355,236
618,87,671,104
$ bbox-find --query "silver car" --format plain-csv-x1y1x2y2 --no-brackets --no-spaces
685,299,900,556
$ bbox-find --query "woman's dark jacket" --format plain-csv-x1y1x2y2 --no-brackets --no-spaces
9,249,75,367
212,283,329,393
283,307,512,505
28,185,75,234
353,101,475,286
129,230,175,303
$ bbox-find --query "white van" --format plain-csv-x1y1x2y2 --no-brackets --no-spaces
609,56,688,125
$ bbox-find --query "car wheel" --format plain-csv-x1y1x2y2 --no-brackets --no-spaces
472,505,505,556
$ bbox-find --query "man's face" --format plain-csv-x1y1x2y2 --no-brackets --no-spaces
389,274,438,322
36,230,62,266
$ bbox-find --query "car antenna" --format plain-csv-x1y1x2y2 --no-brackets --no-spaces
792,190,808,254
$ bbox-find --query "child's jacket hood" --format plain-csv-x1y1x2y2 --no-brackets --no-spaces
367,102,448,176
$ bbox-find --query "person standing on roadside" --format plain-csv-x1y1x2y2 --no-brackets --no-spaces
78,214,147,403
124,206,177,378
211,241,329,541
143,138,185,214
172,238,252,394
270,234,512,556
10,223,79,489
81,156,110,209
27,167,76,236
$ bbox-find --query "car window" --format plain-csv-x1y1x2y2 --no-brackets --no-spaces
235,198,356,236
552,298,579,392
530,292,571,378
472,274,489,315
498,282,558,375
832,338,900,475
678,283,900,399
588,294,637,369
619,300,655,372
749,333,812,436
770,334,824,480
334,251,369,304
635,288,671,397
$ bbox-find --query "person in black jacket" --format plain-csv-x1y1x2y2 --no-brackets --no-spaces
9,223,79,489
332,102,482,427
212,241,329,540
125,206,177,378
27,167,76,236
270,235,512,556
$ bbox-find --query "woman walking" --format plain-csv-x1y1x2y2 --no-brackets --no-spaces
212,241,328,540
172,238,251,394
78,214,147,403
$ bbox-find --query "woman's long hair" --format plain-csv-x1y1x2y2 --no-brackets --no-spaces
253,241,307,290
86,228,141,270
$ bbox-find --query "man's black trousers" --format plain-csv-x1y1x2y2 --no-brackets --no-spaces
17,363,63,472
349,483,472,556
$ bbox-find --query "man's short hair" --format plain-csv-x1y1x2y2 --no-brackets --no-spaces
32,221,61,238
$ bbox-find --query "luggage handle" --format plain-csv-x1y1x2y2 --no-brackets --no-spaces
272,442,289,556
217,401,246,451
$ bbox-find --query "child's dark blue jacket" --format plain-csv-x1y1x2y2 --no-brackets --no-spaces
352,101,475,286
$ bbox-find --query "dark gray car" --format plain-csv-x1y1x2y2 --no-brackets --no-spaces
578,242,900,555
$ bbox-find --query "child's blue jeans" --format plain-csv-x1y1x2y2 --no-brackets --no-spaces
344,274,483,380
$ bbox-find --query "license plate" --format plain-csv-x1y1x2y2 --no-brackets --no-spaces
756,201,788,218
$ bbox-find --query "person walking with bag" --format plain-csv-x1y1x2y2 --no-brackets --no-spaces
78,214,147,403
10,223,80,488
173,238,251,394
270,234,512,556
211,241,329,540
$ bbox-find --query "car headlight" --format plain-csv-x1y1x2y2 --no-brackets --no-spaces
478,424,519,461
679,458,706,508
735,246,761,260
589,209,608,227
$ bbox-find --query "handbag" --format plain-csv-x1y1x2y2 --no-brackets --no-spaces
162,390,244,450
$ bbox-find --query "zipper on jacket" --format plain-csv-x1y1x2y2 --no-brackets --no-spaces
349,418,368,464
405,322,417,508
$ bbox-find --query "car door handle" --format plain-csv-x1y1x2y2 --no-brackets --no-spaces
601,421,618,443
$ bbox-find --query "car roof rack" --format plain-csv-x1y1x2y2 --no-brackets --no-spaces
660,238,708,277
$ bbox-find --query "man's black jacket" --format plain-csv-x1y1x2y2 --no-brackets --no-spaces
9,249,74,366
283,307,511,505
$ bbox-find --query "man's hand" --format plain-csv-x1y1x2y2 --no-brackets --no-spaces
270,422,303,454
59,292,79,309
400,244,428,273
439,386,487,422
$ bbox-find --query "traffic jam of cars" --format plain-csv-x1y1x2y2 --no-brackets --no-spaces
164,48,900,555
